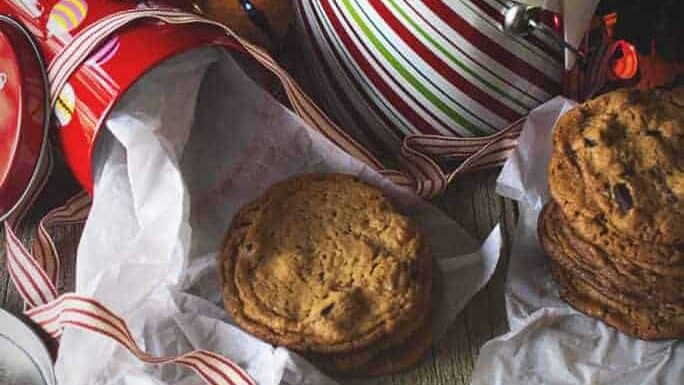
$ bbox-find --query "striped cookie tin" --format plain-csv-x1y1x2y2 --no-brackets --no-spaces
295,0,564,152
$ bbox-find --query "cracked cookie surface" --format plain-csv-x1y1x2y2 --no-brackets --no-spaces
220,173,432,353
549,88,683,245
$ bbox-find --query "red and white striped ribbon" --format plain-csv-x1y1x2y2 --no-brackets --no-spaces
5,188,255,385
4,7,531,385
5,9,268,385
30,191,91,290
46,7,526,198
26,294,254,385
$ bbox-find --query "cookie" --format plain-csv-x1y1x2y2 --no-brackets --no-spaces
549,87,684,245
352,304,434,376
220,174,432,354
558,203,684,269
539,203,684,305
309,269,440,375
312,310,433,376
550,262,684,340
305,303,430,373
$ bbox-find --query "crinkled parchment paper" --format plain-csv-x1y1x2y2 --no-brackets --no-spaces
54,48,503,385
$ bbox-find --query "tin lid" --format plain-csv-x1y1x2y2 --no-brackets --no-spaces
0,308,55,385
0,15,49,221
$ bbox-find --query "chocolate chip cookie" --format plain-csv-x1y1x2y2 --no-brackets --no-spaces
549,87,683,245
220,174,432,354
539,203,684,306
550,262,684,340
308,269,440,376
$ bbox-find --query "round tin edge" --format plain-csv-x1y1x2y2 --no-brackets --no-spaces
0,308,55,385
0,15,51,223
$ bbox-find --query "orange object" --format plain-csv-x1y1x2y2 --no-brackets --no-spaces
611,40,638,80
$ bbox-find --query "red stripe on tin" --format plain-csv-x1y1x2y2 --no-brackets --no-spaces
469,0,562,62
320,0,443,135
244,41,386,169
400,0,543,104
301,0,404,146
424,0,559,95
370,0,522,122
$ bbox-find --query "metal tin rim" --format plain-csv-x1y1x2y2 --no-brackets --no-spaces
0,333,50,385
0,308,55,385
0,14,50,222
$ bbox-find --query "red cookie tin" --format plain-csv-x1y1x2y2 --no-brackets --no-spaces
0,14,48,221
0,0,240,212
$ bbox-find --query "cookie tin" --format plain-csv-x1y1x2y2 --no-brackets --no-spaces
0,308,56,385
0,0,241,194
295,0,564,152
0,14,49,221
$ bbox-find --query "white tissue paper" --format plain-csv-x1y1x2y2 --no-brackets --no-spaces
54,47,503,385
470,97,684,385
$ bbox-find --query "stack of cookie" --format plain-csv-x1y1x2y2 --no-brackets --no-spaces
540,88,684,340
219,174,436,376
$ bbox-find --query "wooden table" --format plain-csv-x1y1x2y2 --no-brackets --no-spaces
0,28,519,385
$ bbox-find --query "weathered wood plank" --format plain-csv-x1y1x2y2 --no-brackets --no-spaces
0,228,25,316
394,169,516,385
0,154,82,318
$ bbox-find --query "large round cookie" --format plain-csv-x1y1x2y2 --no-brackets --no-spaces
220,174,432,353
550,262,684,340
549,87,684,245
539,203,684,305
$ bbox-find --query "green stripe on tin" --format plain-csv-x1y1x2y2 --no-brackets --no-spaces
387,0,532,111
341,0,486,136
312,0,417,136
355,0,497,131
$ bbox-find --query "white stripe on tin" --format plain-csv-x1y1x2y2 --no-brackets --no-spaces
321,0,453,136
297,1,405,147
485,0,564,55
305,0,417,137
444,0,562,79
402,0,554,101
394,0,546,107
331,1,476,136
358,0,513,127
312,0,430,136
467,0,562,63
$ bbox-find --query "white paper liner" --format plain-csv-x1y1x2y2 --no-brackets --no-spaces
54,47,503,385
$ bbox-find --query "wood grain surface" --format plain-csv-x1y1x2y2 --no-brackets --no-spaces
0,24,518,385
